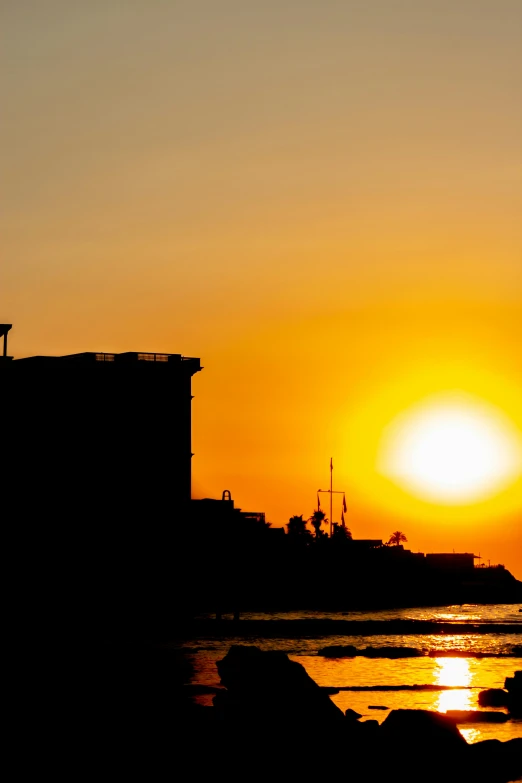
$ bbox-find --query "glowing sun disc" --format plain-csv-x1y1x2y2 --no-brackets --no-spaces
378,393,522,504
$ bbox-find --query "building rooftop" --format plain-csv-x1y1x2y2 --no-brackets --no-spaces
10,350,201,371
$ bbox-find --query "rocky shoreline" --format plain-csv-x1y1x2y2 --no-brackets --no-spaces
87,642,521,782
181,618,522,638
210,645,520,782
318,643,522,658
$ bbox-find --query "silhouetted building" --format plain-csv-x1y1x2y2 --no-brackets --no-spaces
3,333,202,522
351,539,383,550
190,490,269,537
2,329,205,632
187,490,277,615
426,553,477,572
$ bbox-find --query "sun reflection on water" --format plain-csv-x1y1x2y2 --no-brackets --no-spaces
459,727,482,744
435,657,472,712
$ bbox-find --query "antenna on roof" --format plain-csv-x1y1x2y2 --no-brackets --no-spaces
1,324,13,358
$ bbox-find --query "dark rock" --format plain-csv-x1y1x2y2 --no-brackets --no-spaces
381,709,467,759
478,688,509,708
318,644,357,657
377,711,472,782
345,708,362,720
212,645,371,779
446,710,508,723
318,644,423,658
214,645,346,731
504,670,522,716
479,673,521,716
503,738,522,777
504,670,521,690
320,686,340,695
368,705,389,710
511,645,522,656
469,737,522,783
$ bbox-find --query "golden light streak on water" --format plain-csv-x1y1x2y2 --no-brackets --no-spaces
434,657,472,712
435,657,472,687
459,727,482,744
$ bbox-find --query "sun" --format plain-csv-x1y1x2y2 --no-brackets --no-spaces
378,392,522,504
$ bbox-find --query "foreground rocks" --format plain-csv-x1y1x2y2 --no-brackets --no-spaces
208,645,522,782
469,738,522,783
479,687,511,708
380,707,467,756
319,644,522,658
80,645,522,781
479,670,522,716
318,644,423,658
214,644,345,729
446,709,509,723
504,670,522,716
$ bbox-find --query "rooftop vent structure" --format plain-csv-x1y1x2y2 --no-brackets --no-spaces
0,324,12,360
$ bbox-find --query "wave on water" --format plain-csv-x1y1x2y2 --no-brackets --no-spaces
318,644,522,659
196,603,522,624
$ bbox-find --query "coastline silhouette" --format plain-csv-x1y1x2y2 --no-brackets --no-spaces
3,325,521,782
2,324,521,629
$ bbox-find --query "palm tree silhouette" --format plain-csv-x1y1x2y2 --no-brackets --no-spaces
287,514,310,538
388,530,408,547
332,523,352,542
309,509,328,539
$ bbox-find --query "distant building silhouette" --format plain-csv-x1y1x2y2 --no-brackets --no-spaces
425,553,477,572
192,490,268,528
351,539,383,551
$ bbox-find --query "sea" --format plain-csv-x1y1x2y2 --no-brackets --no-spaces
178,603,522,745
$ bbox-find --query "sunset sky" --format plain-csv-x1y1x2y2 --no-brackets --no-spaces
2,1,522,576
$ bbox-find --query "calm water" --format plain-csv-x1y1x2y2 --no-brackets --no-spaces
180,604,522,744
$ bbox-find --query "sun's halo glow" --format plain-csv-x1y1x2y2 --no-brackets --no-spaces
378,393,522,504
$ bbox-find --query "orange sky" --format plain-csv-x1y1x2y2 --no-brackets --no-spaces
2,1,522,578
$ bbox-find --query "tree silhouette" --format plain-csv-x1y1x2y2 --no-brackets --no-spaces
388,530,407,547
287,514,311,540
331,523,352,543
309,509,328,539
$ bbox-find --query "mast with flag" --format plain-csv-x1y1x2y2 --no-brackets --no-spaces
317,459,347,537
330,458,333,537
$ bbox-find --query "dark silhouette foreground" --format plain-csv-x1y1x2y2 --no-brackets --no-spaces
79,643,521,782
